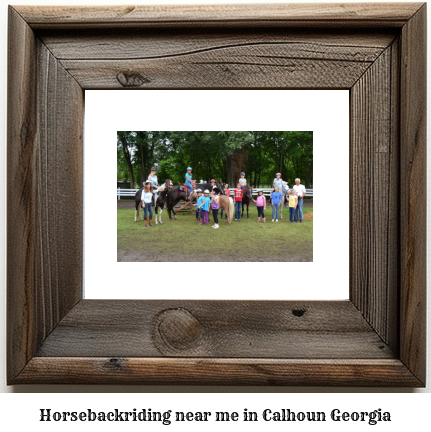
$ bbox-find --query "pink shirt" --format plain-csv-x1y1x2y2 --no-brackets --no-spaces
256,195,265,206
225,188,230,196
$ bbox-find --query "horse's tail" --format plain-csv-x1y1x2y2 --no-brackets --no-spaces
228,197,234,224
134,189,142,222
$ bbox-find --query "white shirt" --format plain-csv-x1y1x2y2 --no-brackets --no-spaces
142,191,153,203
239,178,247,185
293,184,306,197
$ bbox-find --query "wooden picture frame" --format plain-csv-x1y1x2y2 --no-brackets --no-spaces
7,3,426,386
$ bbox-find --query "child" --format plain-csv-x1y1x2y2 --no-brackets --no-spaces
211,186,220,229
271,186,282,222
141,181,154,227
288,190,298,223
252,189,266,223
220,183,230,219
185,166,193,199
195,189,203,223
148,166,159,205
234,182,243,221
198,189,211,225
239,172,247,190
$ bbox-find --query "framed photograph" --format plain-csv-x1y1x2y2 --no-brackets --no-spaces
7,3,426,386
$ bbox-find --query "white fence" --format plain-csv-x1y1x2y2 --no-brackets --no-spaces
118,187,313,200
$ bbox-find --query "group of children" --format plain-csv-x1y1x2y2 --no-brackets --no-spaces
193,171,301,226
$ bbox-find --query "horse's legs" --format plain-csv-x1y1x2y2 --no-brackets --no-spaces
135,201,141,222
159,205,164,224
247,203,249,218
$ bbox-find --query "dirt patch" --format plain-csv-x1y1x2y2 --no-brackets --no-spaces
118,201,135,209
303,212,313,220
117,250,311,262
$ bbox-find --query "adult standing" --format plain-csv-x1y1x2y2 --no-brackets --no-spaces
293,178,306,223
148,166,159,207
141,181,154,227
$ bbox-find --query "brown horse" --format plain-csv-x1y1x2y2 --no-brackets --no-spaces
218,195,235,224
241,185,254,219
166,185,190,220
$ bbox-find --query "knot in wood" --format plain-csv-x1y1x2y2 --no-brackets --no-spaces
155,308,203,351
116,71,150,87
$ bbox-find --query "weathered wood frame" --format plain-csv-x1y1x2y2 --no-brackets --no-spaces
7,4,426,386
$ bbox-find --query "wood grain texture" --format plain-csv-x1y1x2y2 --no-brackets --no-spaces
7,3,426,386
35,40,84,335
399,3,426,385
7,6,38,381
7,6,83,384
48,31,394,89
350,44,398,348
15,3,423,29
36,300,394,359
15,358,422,386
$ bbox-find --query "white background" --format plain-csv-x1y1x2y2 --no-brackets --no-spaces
0,0,429,423
85,90,349,300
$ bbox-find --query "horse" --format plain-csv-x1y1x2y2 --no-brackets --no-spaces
134,180,172,222
154,180,173,225
166,185,189,221
218,195,235,224
241,185,254,219
279,181,290,220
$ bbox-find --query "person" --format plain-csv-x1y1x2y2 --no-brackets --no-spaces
211,186,220,229
272,172,283,208
252,189,266,223
195,189,203,223
239,172,247,190
234,182,243,221
220,183,230,219
273,172,284,191
185,167,193,199
293,178,306,222
198,189,211,225
148,166,159,206
288,190,298,223
271,186,282,222
141,181,154,227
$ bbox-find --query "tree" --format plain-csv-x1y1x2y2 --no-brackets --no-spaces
117,131,135,188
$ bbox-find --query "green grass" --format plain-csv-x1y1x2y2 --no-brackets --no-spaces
117,206,313,262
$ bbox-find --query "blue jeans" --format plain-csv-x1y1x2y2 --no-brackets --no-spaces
143,202,153,217
235,201,242,219
185,181,193,197
272,205,279,220
296,197,304,221
289,207,297,222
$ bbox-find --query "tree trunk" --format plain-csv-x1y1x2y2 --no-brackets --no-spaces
279,149,284,175
139,146,146,189
119,135,135,189
305,159,313,188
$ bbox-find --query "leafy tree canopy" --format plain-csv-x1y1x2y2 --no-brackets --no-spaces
117,131,313,188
